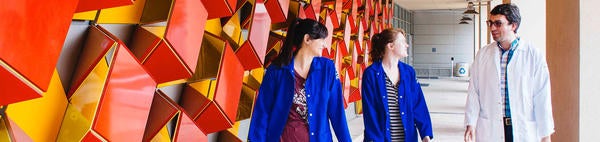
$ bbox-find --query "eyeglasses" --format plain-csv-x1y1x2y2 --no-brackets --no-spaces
486,20,508,28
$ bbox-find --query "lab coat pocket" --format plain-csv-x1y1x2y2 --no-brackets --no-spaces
519,120,538,141
515,78,534,113
475,117,492,140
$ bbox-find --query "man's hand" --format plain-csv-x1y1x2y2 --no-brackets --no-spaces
464,125,475,142
541,136,551,142
422,136,431,142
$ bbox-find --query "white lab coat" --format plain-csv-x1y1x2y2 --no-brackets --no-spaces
465,38,554,142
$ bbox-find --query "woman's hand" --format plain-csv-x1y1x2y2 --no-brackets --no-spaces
422,136,431,142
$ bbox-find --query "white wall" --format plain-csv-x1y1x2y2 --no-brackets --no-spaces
580,0,600,140
497,0,546,54
412,10,474,77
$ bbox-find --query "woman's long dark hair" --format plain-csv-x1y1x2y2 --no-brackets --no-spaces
370,28,405,62
271,18,328,67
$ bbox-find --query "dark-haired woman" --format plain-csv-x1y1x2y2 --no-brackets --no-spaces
248,18,351,142
361,28,433,142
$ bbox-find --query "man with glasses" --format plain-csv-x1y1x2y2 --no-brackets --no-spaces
463,3,554,142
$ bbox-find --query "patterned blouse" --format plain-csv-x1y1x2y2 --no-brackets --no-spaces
280,70,309,142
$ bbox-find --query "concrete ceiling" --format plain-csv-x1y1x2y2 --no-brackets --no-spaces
395,0,493,10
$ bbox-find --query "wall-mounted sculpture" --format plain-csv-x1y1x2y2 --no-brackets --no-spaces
0,0,394,140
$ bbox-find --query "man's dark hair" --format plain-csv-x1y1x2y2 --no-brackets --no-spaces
491,3,521,33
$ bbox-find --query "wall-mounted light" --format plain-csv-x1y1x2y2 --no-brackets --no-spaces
461,15,473,21
459,20,469,24
463,2,479,15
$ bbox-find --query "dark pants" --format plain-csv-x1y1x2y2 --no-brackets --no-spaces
504,117,513,142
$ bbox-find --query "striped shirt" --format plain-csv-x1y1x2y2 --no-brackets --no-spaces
385,74,405,142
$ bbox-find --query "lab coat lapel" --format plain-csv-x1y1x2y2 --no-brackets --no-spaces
493,43,502,85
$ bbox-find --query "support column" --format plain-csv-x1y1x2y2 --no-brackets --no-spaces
547,0,600,141
547,0,579,141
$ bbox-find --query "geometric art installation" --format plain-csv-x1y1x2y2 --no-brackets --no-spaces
67,25,121,98
164,0,207,77
0,0,78,106
130,26,192,85
4,70,68,141
0,114,34,141
139,0,172,24
201,0,237,19
75,0,134,12
271,0,302,30
237,68,264,121
57,26,157,141
220,2,248,51
264,0,290,24
0,0,394,140
236,2,271,70
94,0,147,24
144,91,207,141
183,31,244,134
130,0,208,86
